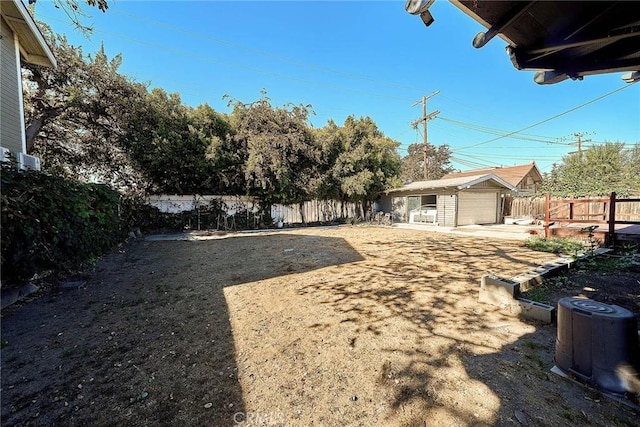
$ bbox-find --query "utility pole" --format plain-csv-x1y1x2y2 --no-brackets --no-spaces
412,91,440,180
572,132,591,159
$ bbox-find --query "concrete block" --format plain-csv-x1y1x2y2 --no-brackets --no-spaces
513,298,556,323
511,271,545,292
479,275,520,306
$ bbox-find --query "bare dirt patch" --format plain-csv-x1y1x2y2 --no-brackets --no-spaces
2,226,638,426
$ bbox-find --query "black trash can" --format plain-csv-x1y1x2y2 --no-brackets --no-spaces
555,297,639,394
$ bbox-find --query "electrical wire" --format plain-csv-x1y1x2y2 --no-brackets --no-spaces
110,9,428,94
454,83,638,150
36,14,415,102
437,116,568,144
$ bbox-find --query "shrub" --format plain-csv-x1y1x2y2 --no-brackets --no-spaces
1,165,125,287
524,236,585,255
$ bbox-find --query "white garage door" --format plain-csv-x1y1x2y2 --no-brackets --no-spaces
457,192,498,225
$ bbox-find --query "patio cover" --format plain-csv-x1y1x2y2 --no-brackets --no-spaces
405,0,640,84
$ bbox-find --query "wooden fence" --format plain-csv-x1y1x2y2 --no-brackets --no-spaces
541,193,640,246
146,195,358,230
506,195,640,221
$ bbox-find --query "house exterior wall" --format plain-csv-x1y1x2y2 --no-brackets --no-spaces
437,194,457,227
1,16,23,157
385,189,458,226
383,183,509,227
515,171,541,195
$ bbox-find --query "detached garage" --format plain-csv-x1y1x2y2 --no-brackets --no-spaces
379,174,515,227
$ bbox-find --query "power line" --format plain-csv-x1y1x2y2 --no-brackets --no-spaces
438,116,568,145
450,156,495,169
36,14,414,102
454,83,638,150
111,10,428,94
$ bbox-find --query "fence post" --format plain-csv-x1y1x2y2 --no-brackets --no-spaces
544,194,551,238
608,192,616,248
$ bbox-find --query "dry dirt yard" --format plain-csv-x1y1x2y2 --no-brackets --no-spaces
1,226,638,426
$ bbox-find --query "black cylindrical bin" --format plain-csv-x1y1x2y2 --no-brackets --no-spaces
556,297,639,394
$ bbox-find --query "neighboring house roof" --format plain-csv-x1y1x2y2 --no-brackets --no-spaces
0,0,56,67
406,1,640,85
386,173,516,194
442,162,542,188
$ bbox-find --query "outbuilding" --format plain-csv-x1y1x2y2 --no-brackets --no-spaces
379,174,515,227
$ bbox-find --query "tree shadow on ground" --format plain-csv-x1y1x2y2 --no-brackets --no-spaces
296,231,637,425
0,233,363,427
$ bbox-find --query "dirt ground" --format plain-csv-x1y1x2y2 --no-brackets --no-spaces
1,226,639,426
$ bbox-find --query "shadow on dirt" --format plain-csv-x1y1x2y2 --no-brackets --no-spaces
1,233,363,426
296,233,638,425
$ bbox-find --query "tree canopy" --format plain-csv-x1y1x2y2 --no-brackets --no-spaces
23,28,148,195
228,95,320,205
400,143,455,182
541,142,640,196
316,116,402,211
30,0,108,34
22,28,403,206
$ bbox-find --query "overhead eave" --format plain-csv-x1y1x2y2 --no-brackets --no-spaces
410,1,640,84
450,0,517,46
1,0,56,68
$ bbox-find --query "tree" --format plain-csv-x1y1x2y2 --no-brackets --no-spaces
400,143,455,182
228,94,320,207
317,116,401,216
23,30,149,195
541,142,639,196
194,104,245,195
30,0,108,34
119,89,229,195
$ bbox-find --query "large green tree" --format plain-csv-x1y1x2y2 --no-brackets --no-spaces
228,95,320,206
400,142,455,182
119,89,231,195
541,142,640,196
317,116,402,215
23,30,148,194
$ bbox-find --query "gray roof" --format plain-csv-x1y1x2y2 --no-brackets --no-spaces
385,174,516,194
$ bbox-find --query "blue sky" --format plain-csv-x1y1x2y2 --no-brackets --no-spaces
33,1,640,174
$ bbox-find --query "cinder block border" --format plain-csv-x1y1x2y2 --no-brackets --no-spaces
477,249,611,323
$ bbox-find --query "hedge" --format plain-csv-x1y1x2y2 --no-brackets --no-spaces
1,165,124,287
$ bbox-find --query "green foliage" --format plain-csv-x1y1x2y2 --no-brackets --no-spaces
24,30,149,196
228,94,319,205
576,248,639,272
23,26,403,207
521,275,568,304
1,166,124,287
524,236,585,254
541,142,640,197
119,89,232,195
401,143,455,182
315,116,402,208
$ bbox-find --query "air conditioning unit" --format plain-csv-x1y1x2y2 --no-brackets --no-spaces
0,147,11,163
555,297,639,394
17,152,41,171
